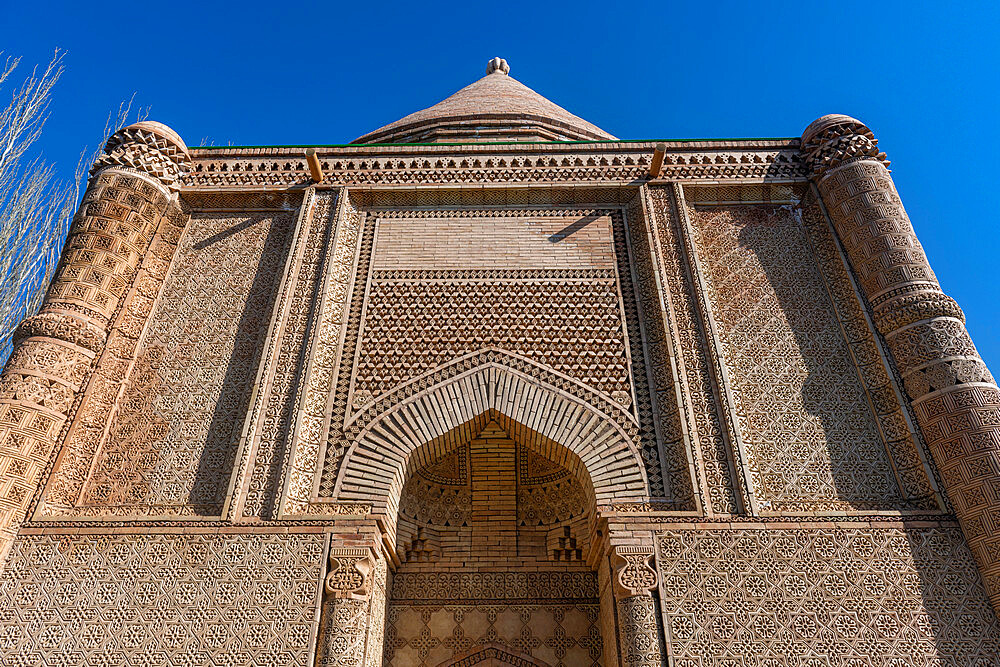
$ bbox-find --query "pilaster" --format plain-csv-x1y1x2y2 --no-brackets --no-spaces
610,544,664,667
802,114,1000,614
0,122,190,562
316,537,388,667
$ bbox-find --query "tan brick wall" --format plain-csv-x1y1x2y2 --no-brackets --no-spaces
372,214,615,271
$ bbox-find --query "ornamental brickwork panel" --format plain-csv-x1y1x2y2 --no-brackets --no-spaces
385,570,602,667
655,527,1000,666
644,186,741,514
315,205,683,505
239,189,330,520
688,204,907,512
78,210,294,517
0,533,325,665
384,602,602,667
340,211,629,443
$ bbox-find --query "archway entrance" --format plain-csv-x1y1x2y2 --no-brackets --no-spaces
382,412,603,667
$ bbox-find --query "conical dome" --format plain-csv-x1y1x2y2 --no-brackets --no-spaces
352,58,615,144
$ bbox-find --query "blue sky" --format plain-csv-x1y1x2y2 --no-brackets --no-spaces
5,1,1000,368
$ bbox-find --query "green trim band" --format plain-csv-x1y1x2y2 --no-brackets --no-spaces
192,137,797,150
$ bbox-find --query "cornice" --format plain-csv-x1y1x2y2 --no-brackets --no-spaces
182,140,807,189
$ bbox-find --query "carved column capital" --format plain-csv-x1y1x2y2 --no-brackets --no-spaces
611,545,659,598
800,114,888,177
318,540,387,666
609,544,664,666
324,546,376,600
91,121,192,191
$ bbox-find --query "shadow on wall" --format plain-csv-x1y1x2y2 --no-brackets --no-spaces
547,213,601,243
731,202,1000,660
733,204,901,510
189,210,300,514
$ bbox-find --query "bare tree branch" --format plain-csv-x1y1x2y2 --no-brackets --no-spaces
0,50,149,365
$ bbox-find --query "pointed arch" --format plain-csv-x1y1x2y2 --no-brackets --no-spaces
335,360,649,518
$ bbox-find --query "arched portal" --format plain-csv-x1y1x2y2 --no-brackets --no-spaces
336,356,651,525
434,644,554,666
318,360,655,667
383,410,606,667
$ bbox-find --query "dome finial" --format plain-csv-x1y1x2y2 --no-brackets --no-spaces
486,57,510,76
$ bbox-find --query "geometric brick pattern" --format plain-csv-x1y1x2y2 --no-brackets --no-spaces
0,533,325,665
240,188,329,521
643,186,742,514
914,384,1000,609
0,153,182,558
79,210,293,517
689,204,903,511
656,527,1000,666
355,274,630,401
803,113,1000,613
384,603,602,667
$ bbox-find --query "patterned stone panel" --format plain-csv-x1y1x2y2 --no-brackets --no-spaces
241,190,332,520
384,603,602,667
914,384,1000,603
184,144,806,189
622,192,697,510
688,204,901,511
386,570,606,664
356,276,628,399
796,190,939,509
42,170,170,325
387,571,602,667
0,340,94,557
78,210,294,516
282,192,364,518
655,527,1000,666
37,201,188,519
0,532,325,665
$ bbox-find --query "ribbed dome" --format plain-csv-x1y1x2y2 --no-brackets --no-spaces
352,59,615,144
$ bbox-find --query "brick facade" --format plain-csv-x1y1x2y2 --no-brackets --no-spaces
0,62,997,666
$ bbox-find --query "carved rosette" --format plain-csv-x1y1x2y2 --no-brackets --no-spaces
317,542,387,667
0,121,190,564
803,114,1000,615
611,546,663,667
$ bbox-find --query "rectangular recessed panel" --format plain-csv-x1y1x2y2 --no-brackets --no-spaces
689,204,899,510
372,214,615,271
657,528,1000,663
81,211,293,517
